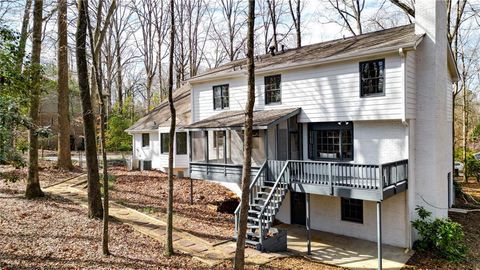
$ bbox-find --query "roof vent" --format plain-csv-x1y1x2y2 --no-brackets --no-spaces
269,46,276,56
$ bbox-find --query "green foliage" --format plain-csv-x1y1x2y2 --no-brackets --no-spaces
465,156,480,181
454,147,473,162
412,206,467,263
106,99,137,152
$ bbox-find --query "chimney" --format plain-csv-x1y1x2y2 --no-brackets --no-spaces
411,0,450,225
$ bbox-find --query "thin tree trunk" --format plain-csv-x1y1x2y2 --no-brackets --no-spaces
76,0,103,219
463,83,467,183
115,40,123,108
86,4,112,254
57,0,73,170
234,0,255,269
16,0,32,70
25,0,44,199
165,0,175,257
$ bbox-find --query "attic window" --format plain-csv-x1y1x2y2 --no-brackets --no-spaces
213,84,229,110
360,59,385,97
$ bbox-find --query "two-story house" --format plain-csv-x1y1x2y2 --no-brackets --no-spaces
183,0,458,265
127,1,457,267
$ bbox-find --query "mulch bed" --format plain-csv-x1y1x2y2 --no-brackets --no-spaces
108,167,238,244
0,194,210,270
402,212,480,269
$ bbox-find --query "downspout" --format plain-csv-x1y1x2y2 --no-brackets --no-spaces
399,48,407,125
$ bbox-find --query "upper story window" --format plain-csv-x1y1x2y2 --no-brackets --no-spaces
161,133,169,154
142,133,150,147
176,132,187,155
360,59,385,97
265,75,281,104
308,122,353,161
213,84,229,110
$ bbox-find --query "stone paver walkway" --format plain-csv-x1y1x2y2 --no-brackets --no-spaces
45,175,286,266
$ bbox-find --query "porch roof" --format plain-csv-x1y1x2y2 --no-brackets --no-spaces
185,107,301,130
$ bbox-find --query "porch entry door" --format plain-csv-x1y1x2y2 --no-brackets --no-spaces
291,192,306,225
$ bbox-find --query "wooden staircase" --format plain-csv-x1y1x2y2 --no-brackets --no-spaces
234,160,289,251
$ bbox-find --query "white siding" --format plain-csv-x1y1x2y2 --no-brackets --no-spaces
192,54,405,123
405,51,416,119
446,78,453,122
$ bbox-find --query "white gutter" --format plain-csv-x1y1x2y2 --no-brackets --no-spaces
188,39,423,84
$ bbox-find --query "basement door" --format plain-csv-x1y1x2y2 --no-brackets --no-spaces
291,192,306,225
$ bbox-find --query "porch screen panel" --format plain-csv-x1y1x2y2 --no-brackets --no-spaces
251,130,266,166
209,131,225,163
226,130,243,164
191,131,206,162
277,121,288,161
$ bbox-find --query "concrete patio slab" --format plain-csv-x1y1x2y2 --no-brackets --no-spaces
277,224,413,270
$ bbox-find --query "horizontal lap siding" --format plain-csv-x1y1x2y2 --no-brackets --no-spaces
446,78,453,122
406,51,416,119
192,55,404,123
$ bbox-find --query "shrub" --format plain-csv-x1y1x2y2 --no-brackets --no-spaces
465,156,480,181
412,206,467,263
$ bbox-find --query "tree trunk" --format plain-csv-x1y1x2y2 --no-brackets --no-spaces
16,0,32,70
165,0,175,257
57,0,73,170
115,39,123,108
463,83,467,183
234,0,255,269
76,0,103,219
25,0,45,199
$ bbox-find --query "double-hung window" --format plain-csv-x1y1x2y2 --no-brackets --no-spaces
161,133,169,154
176,132,187,155
213,84,229,110
360,59,385,97
308,122,353,161
265,75,281,104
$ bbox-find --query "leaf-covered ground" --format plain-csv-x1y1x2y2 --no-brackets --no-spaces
403,212,480,269
108,167,237,244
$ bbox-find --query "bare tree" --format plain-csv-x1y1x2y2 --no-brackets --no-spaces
153,0,168,100
132,0,157,112
57,0,73,170
327,0,365,36
210,0,248,61
25,0,44,199
16,0,32,70
165,0,175,257
234,0,255,269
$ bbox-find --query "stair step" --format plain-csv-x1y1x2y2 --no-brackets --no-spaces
248,216,270,223
248,210,275,216
245,239,260,246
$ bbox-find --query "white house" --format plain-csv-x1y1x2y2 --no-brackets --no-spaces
126,84,191,177
126,1,457,266
183,0,458,261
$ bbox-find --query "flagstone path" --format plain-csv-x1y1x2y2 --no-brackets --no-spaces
44,175,286,266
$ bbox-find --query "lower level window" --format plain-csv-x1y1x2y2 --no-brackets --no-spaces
176,132,187,155
341,198,363,223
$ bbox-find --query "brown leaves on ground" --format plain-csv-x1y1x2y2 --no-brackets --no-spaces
0,160,83,196
0,195,210,270
403,211,480,270
108,167,237,244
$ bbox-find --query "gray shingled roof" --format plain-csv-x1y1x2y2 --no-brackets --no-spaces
185,108,301,130
126,84,191,132
190,24,422,82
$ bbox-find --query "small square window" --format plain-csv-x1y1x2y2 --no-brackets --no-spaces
265,75,281,104
176,132,187,155
213,84,229,110
161,133,170,154
360,59,385,97
142,133,150,147
341,198,363,223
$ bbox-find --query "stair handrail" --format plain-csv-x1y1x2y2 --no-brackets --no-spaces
258,161,290,246
234,160,267,236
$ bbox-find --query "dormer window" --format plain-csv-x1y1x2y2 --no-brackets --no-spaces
360,59,385,97
213,84,229,110
265,75,281,104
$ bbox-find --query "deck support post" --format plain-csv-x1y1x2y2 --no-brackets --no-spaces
306,193,311,255
377,201,383,270
190,178,193,204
